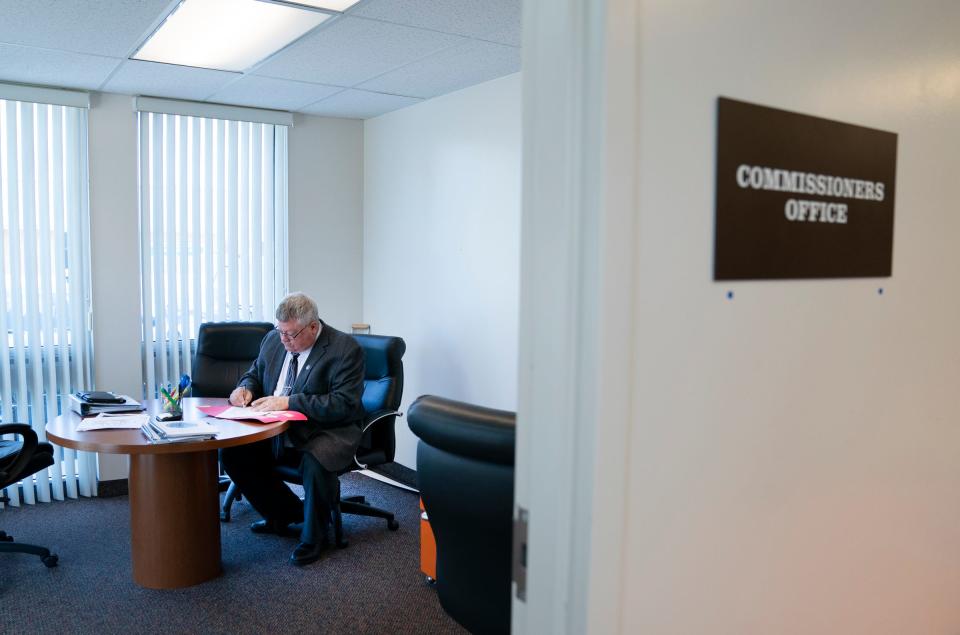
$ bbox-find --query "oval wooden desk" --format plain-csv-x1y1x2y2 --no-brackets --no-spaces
46,397,288,590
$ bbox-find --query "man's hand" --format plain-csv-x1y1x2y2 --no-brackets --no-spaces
251,395,290,412
229,387,253,407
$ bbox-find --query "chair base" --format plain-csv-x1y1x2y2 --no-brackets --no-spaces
0,530,58,567
331,481,348,549
219,484,397,545
341,495,400,531
220,481,243,522
221,480,350,548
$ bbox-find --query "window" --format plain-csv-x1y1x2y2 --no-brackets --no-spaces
0,96,97,505
137,109,288,395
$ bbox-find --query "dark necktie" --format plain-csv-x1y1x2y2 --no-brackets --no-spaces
283,353,300,394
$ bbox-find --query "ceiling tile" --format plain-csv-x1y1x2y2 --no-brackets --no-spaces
350,0,521,47
359,40,520,100
253,16,464,87
207,76,341,111
0,1,522,118
301,89,421,120
0,0,174,57
103,60,239,101
0,44,120,91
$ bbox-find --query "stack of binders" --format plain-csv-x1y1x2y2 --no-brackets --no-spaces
141,417,218,444
69,392,145,416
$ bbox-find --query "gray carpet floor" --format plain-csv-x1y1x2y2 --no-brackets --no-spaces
0,472,466,635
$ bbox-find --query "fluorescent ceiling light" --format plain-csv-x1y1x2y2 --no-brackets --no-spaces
281,0,361,10
133,0,330,72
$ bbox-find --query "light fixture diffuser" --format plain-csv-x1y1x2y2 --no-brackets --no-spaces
133,0,330,72
279,0,361,11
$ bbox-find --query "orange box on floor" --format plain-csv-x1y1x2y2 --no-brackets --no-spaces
419,498,437,581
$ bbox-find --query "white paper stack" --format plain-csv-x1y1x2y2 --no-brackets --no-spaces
141,418,218,443
77,413,150,431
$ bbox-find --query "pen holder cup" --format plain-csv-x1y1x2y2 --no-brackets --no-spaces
160,392,183,417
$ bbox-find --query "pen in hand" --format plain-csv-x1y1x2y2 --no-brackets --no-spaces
229,387,253,407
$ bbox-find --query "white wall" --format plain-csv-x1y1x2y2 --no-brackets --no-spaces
621,2,960,632
85,95,363,480
363,73,522,468
288,114,363,331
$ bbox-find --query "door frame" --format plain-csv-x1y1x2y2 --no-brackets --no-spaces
514,0,639,632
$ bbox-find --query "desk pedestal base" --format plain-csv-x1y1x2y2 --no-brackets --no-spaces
129,450,221,589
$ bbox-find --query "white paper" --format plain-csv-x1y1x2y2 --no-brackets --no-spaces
217,406,286,419
77,412,150,431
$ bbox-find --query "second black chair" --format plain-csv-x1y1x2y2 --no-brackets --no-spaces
191,321,274,400
408,395,516,635
0,423,59,568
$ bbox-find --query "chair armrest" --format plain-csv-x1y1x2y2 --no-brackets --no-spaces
0,424,39,489
351,410,402,470
361,409,403,435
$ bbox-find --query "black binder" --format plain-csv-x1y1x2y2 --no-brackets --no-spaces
75,391,125,405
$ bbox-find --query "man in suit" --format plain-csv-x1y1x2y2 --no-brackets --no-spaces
221,292,365,566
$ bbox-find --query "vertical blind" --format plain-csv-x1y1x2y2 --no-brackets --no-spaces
0,98,97,506
137,111,288,395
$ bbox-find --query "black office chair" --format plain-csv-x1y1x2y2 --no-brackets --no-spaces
190,321,273,521
221,333,406,547
191,321,274,399
0,423,59,568
408,395,515,635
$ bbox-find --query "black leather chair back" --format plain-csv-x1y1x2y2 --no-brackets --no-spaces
352,334,406,466
408,395,516,635
0,423,59,568
191,322,273,398
0,424,53,490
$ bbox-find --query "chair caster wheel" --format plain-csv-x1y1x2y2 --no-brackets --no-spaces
42,554,59,568
387,519,399,531
426,576,436,586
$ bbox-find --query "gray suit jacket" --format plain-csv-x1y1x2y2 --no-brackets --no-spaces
237,322,365,472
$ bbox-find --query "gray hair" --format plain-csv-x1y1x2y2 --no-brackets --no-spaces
276,292,319,325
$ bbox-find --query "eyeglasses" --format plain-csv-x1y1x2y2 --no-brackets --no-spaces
276,323,310,340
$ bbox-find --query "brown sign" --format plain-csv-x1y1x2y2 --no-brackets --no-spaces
714,97,897,280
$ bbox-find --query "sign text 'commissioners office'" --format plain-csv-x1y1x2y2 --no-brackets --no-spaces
714,97,898,280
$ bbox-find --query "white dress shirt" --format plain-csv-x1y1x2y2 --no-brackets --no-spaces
273,342,315,396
